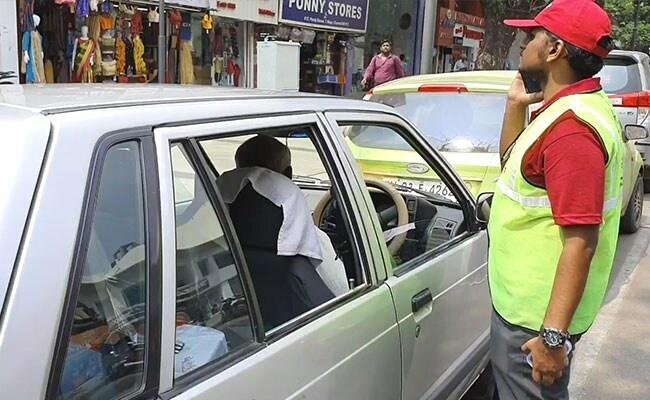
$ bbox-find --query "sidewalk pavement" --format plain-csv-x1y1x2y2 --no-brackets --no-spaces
569,231,650,399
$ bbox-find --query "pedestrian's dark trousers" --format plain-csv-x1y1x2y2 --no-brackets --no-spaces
490,310,578,400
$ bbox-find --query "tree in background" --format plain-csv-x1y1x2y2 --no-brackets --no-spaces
477,0,549,70
605,0,650,52
476,0,649,70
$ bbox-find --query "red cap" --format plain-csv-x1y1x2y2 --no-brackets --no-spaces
504,0,612,58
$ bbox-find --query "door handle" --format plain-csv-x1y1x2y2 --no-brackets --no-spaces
411,288,433,313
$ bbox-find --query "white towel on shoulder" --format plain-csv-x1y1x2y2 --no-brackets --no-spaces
217,167,323,261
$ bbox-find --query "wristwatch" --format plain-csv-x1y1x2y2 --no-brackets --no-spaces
539,326,569,349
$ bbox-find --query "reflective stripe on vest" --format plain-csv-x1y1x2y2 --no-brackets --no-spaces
488,90,625,334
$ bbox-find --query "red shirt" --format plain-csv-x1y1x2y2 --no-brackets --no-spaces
522,78,607,226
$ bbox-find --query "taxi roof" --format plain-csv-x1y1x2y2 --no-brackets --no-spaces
371,70,518,95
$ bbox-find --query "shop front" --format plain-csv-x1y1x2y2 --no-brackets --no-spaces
14,0,277,86
434,6,485,73
277,0,369,96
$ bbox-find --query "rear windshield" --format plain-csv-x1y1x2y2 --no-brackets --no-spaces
597,57,643,94
364,92,506,153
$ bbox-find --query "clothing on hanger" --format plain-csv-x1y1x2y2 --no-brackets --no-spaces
179,40,194,84
99,14,114,31
76,0,90,19
131,10,143,35
101,0,113,14
179,12,192,41
148,7,159,24
169,9,182,31
133,35,146,75
115,36,126,74
124,35,135,74
19,0,35,33
201,14,213,31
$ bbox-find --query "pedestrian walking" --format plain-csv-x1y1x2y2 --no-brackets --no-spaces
360,40,404,90
487,1,622,399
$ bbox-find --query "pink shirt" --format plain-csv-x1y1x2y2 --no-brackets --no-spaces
364,54,405,86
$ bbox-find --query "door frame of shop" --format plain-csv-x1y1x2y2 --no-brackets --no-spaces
158,0,166,83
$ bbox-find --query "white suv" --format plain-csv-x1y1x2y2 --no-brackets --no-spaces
598,50,650,189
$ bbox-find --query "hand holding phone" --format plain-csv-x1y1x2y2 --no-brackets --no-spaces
521,72,542,94
507,73,544,107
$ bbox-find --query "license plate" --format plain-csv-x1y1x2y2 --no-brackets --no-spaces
383,177,455,201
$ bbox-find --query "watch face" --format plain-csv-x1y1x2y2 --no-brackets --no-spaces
547,331,560,345
544,329,563,347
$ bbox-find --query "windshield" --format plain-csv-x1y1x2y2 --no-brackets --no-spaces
364,92,506,153
597,57,643,94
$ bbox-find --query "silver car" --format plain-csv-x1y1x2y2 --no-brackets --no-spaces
0,85,493,400
597,49,650,188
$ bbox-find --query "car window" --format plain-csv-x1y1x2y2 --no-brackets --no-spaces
598,57,643,94
340,123,468,271
55,141,147,399
368,92,506,154
199,126,363,332
170,144,255,380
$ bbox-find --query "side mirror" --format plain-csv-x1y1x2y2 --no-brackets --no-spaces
476,192,494,225
624,124,649,141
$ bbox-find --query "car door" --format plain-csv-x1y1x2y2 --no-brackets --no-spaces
153,113,402,400
324,111,491,400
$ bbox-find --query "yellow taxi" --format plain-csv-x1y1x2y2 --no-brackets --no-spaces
357,70,645,233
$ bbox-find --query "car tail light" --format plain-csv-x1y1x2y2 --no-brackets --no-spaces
610,91,650,107
610,91,650,125
418,84,468,93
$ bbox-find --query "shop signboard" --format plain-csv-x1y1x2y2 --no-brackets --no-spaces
279,0,369,33
165,0,278,24
435,7,486,48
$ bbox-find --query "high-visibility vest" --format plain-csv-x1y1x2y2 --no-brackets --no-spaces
488,90,624,334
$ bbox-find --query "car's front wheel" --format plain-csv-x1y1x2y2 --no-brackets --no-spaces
620,175,644,234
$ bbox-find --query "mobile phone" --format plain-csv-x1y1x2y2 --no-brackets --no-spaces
521,72,542,94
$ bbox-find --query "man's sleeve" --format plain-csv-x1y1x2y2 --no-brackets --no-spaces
542,117,607,226
395,56,406,78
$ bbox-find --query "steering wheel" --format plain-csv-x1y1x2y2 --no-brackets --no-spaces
313,179,409,255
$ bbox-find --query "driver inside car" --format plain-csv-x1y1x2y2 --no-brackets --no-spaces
216,134,350,297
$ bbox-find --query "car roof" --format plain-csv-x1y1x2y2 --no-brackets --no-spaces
607,50,650,62
0,84,370,114
371,70,517,95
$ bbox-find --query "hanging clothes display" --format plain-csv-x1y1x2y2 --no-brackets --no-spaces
76,0,91,19
21,31,41,83
124,36,135,75
99,13,114,31
131,10,143,36
72,37,97,82
31,29,46,83
148,8,160,25
19,0,35,33
44,59,55,83
18,0,250,86
179,40,194,85
115,37,126,75
133,35,147,76
88,15,102,78
101,0,113,14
